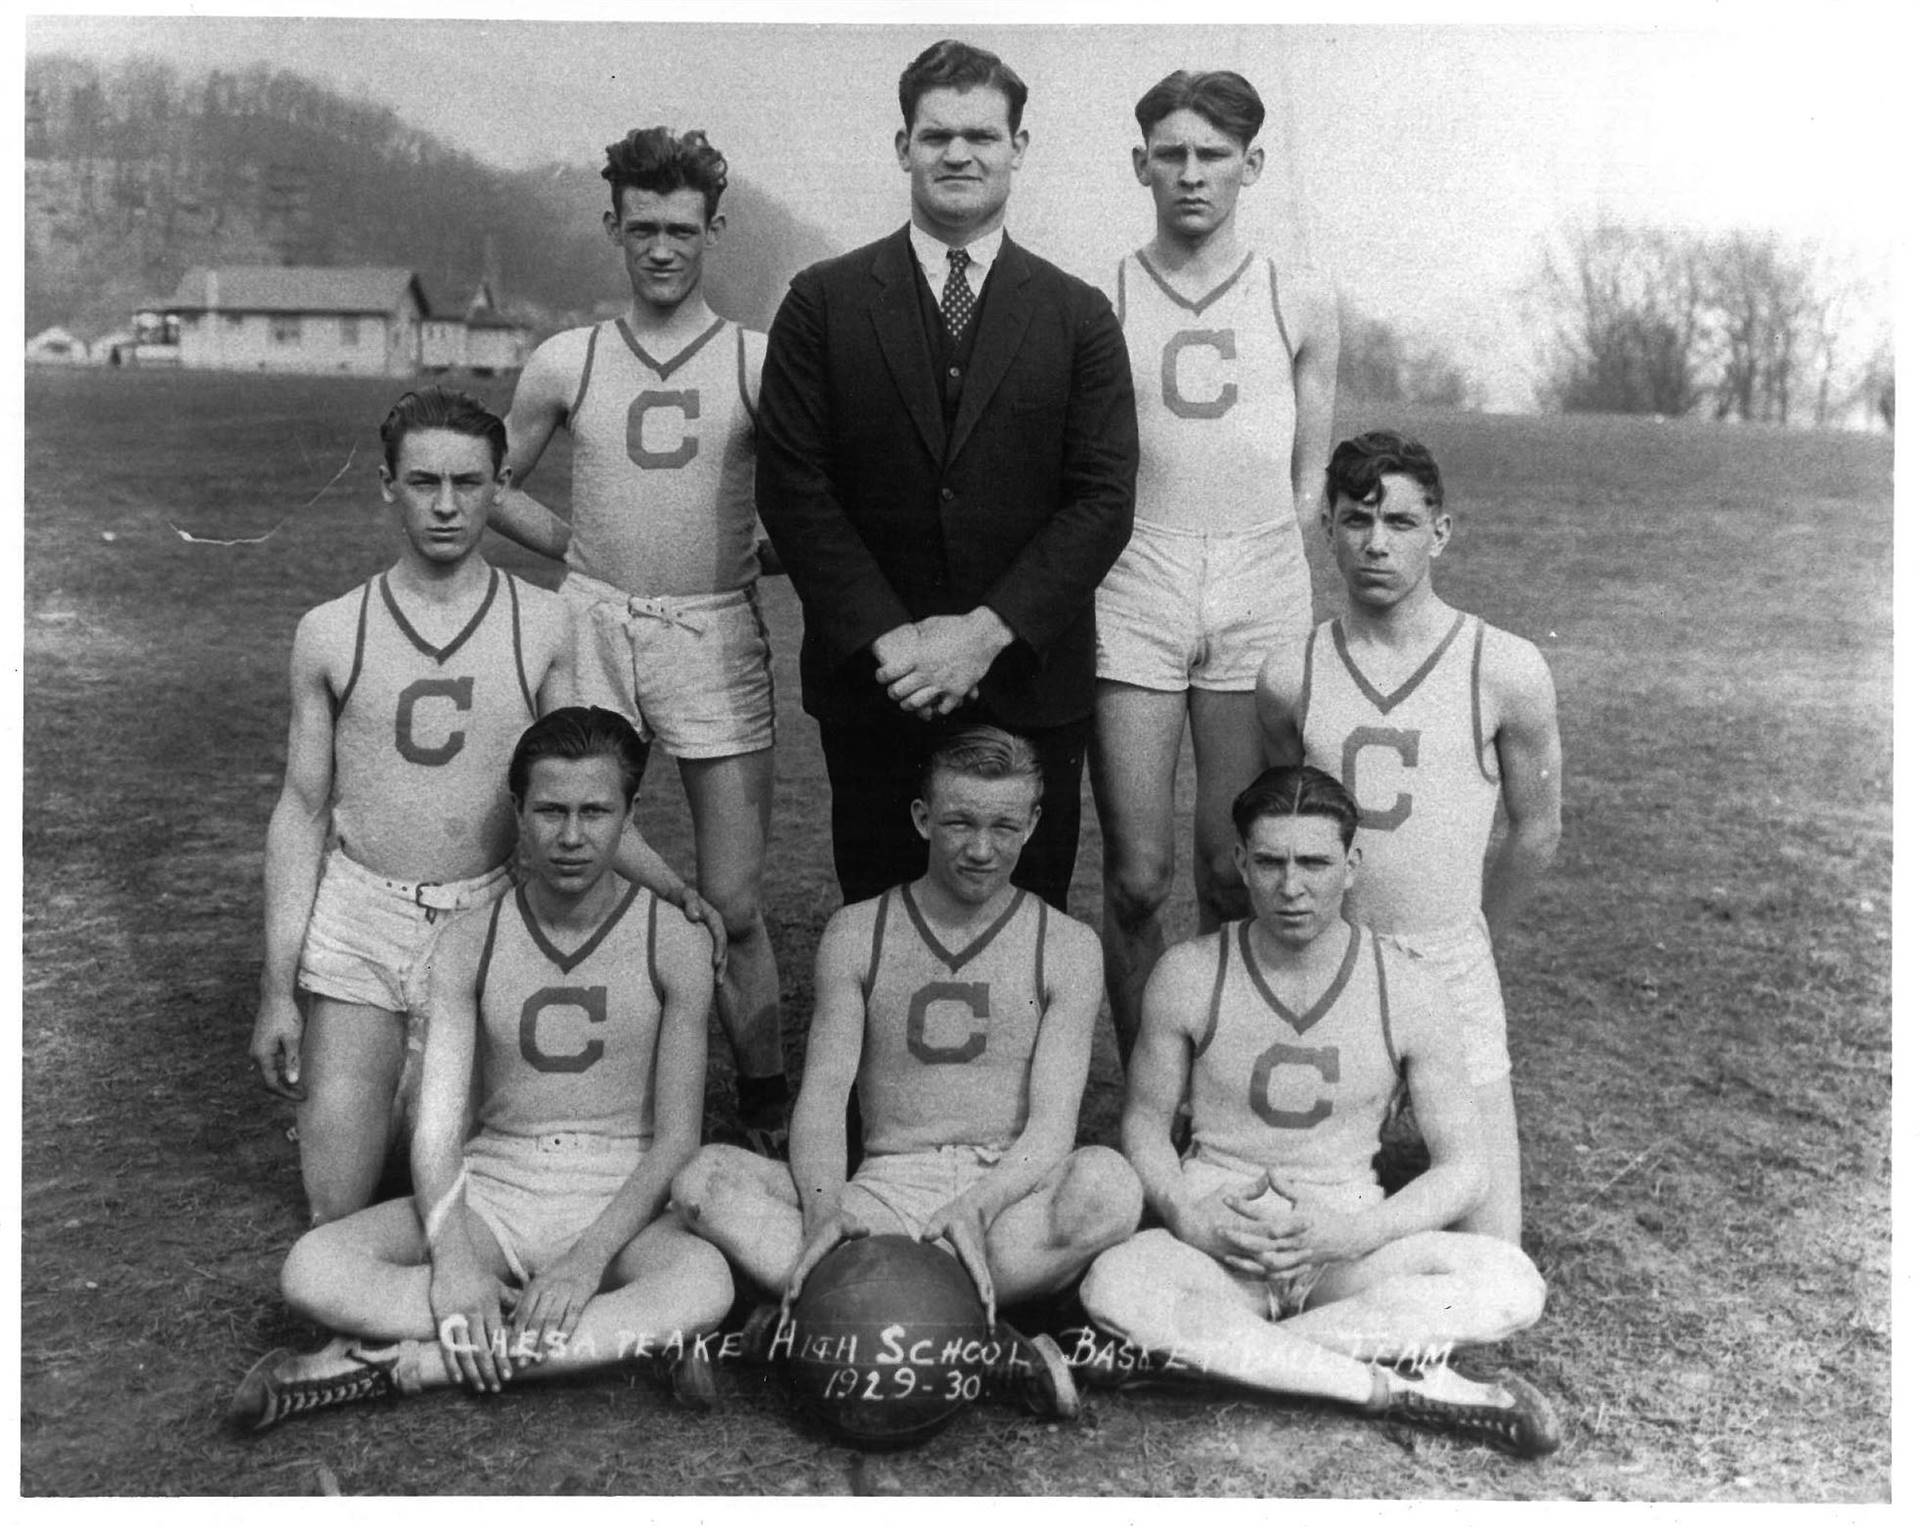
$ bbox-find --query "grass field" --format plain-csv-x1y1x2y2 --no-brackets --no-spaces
20,367,1892,1498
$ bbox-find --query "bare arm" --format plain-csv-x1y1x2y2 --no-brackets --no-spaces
413,912,515,1392
492,335,583,562
1253,638,1311,768
1287,265,1340,530
1483,634,1563,940
1262,960,1486,1272
249,610,338,1099
1119,943,1209,1232
781,907,873,1305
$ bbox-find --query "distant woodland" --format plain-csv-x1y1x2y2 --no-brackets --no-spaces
24,52,838,341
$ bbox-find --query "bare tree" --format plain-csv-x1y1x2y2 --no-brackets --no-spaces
1535,220,1709,416
1703,231,1819,424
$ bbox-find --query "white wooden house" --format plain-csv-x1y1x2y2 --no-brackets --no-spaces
160,266,429,376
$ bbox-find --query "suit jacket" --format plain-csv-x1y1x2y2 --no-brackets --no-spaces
756,226,1138,728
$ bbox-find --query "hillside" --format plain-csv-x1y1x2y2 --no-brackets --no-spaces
24,52,838,341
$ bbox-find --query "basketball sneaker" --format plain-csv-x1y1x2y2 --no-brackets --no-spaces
1372,1363,1562,1459
988,1322,1079,1421
228,1337,402,1433
668,1344,719,1412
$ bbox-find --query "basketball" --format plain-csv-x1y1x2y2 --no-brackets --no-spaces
785,1234,993,1448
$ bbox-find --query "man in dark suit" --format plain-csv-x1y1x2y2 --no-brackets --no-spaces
757,38,1138,911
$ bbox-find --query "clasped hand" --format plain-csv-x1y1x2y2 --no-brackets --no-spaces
872,614,1006,719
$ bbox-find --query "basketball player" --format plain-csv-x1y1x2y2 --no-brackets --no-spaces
1080,766,1559,1457
248,388,716,1226
231,709,732,1430
1256,431,1562,1242
1093,71,1340,1062
493,127,788,1149
672,727,1143,1417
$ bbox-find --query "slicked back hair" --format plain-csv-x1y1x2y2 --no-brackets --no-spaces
917,724,1044,807
1325,430,1445,515
509,706,647,808
1231,764,1360,850
1134,69,1266,150
378,386,507,475
899,39,1029,134
602,126,730,222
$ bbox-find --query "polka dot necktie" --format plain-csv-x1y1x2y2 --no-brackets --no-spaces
939,247,976,340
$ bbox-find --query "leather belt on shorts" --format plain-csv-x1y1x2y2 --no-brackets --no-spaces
623,595,708,636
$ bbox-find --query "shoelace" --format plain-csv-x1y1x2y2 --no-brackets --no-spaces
272,1357,390,1420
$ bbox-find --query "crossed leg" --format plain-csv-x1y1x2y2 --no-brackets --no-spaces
1081,1226,1544,1401
673,1143,1143,1304
279,1194,733,1389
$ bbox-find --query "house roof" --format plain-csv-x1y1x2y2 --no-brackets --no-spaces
163,266,428,316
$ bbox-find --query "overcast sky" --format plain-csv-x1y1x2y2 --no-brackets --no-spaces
25,3,1901,411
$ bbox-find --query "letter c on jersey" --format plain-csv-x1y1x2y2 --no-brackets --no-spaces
627,389,700,469
1249,1041,1340,1129
1161,330,1239,420
394,676,474,766
520,986,608,1073
1342,725,1420,832
907,982,990,1065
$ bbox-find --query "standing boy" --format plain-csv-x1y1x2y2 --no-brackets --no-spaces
495,127,787,1146
1094,70,1339,1061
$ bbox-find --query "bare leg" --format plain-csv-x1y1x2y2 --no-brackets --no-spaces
679,751,784,1085
1187,689,1263,931
504,1219,734,1380
295,997,407,1226
1286,1230,1544,1361
978,1147,1143,1307
1091,682,1189,1064
1456,1076,1523,1243
279,1195,506,1340
672,1142,803,1294
1080,1230,1376,1404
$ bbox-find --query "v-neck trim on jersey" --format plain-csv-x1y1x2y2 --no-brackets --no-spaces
901,883,1028,974
517,877,640,975
1332,609,1468,715
1240,918,1360,1037
615,314,727,380
379,567,499,665
1134,249,1256,316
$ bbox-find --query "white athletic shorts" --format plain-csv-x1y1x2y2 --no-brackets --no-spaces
1378,916,1511,1086
1095,518,1311,692
561,571,774,759
296,850,511,1025
840,1144,1003,1240
1178,1152,1383,1318
462,1128,646,1283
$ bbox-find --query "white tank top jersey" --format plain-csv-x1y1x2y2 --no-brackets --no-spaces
561,316,762,599
470,881,663,1143
855,886,1051,1157
1114,249,1303,536
1188,920,1402,1189
1299,612,1502,933
329,569,539,882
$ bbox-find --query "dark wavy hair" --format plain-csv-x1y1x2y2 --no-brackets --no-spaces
509,707,647,807
1324,430,1445,514
602,126,730,221
899,39,1028,133
1230,765,1360,849
377,387,507,475
1134,70,1265,150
